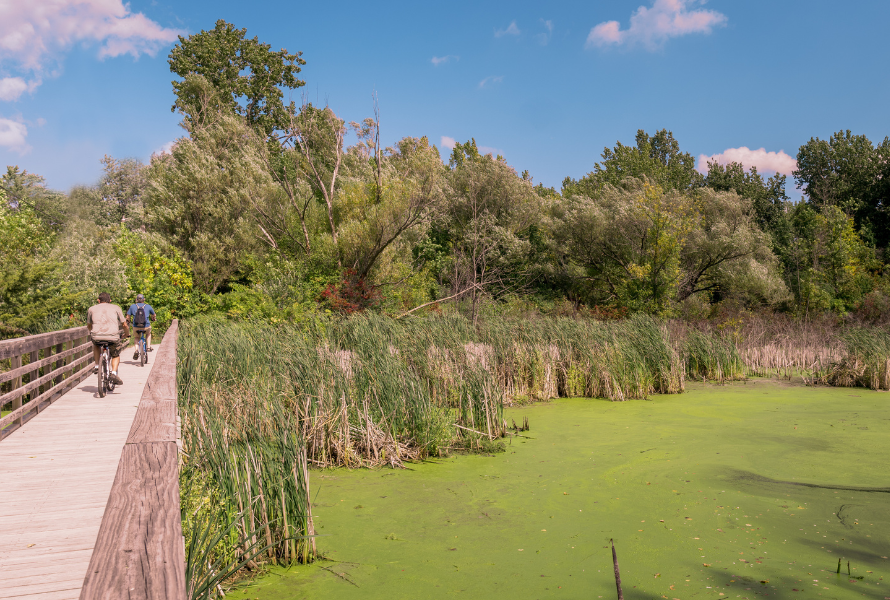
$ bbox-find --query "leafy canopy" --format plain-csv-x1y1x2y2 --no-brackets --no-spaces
169,19,306,136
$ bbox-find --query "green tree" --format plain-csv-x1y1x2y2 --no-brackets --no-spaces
787,205,876,314
437,141,545,323
794,130,890,247
1,166,67,231
98,155,147,227
168,19,305,137
703,160,789,239
563,129,704,198
146,108,271,293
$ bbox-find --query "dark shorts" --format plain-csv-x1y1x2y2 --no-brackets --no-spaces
93,338,127,358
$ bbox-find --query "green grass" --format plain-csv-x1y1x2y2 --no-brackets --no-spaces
230,380,890,600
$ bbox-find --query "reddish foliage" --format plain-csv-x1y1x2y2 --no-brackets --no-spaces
321,269,380,314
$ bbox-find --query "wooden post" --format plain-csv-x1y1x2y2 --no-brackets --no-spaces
28,349,38,407
611,538,624,600
10,354,22,428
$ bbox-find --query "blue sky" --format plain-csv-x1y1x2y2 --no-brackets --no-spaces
2,0,889,198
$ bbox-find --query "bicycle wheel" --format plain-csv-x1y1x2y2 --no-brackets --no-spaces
98,351,107,398
106,353,116,393
140,335,147,366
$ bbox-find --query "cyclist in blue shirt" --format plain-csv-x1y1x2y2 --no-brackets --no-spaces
126,294,157,360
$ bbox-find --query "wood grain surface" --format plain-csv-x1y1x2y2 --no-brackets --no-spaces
0,328,89,361
79,320,184,600
0,339,158,599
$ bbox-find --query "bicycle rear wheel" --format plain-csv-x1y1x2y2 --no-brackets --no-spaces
98,352,107,398
140,335,147,366
107,355,116,392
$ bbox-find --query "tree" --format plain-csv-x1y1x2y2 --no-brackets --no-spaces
563,129,703,198
558,179,697,314
146,109,271,294
679,188,786,305
435,140,544,323
1,166,67,231
704,160,789,239
794,130,890,247
787,204,876,314
338,135,447,280
168,19,305,137
98,155,147,227
556,178,784,314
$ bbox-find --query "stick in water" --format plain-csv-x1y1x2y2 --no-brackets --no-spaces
611,538,624,600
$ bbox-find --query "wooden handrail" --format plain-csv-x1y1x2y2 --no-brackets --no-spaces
80,319,185,600
0,326,92,439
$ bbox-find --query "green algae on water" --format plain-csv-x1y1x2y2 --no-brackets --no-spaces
235,380,890,600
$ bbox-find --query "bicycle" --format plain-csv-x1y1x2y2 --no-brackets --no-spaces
134,328,149,367
95,341,117,397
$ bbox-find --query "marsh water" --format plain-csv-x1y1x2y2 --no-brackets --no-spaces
234,380,889,599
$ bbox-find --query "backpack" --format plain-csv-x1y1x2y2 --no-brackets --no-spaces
134,304,148,328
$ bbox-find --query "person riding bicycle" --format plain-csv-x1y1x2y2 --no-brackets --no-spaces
87,292,129,385
127,293,157,359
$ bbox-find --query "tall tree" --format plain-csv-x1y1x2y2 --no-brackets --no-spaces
98,155,147,227
704,160,789,241
168,19,305,137
794,130,890,247
563,129,704,198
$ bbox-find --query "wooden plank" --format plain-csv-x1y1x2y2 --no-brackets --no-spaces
0,342,91,386
0,362,92,437
126,323,178,444
0,327,88,361
78,441,185,600
0,354,92,414
0,347,155,599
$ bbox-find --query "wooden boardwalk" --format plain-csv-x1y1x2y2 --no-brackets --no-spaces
0,346,157,600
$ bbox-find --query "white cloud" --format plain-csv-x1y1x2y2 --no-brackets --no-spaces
586,0,727,49
495,21,521,38
431,55,459,66
535,19,554,45
0,77,33,101
152,140,177,157
440,136,457,150
479,146,502,156
0,0,182,93
697,147,797,175
478,75,504,89
0,117,29,152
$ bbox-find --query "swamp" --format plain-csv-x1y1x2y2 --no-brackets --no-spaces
229,380,890,600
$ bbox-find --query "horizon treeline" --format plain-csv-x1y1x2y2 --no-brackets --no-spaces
2,19,890,335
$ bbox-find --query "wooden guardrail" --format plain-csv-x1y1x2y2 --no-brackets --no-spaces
80,319,185,600
0,326,92,439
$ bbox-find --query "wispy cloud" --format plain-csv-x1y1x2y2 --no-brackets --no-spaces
0,117,29,152
431,55,459,66
479,145,502,156
697,147,797,175
478,75,504,89
440,136,457,150
495,21,521,38
586,0,727,50
0,0,182,100
535,19,554,46
0,77,39,102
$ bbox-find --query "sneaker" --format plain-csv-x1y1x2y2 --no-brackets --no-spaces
109,373,124,385
148,347,154,352
93,366,99,374
133,351,139,360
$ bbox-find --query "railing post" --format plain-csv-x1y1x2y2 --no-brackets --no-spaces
10,354,22,428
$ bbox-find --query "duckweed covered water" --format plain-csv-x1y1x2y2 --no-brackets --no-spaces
235,380,890,599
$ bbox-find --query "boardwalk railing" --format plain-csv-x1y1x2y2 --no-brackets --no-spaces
0,326,93,439
80,319,186,600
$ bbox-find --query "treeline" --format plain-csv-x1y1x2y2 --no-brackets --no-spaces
2,19,890,336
